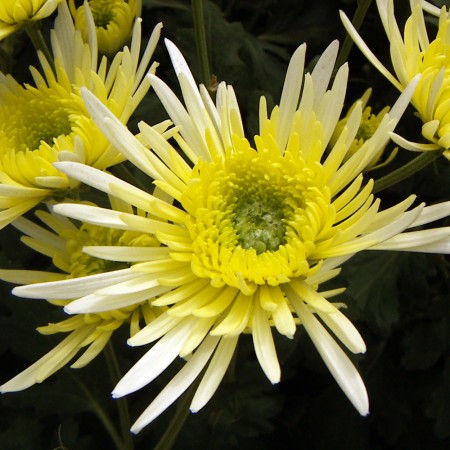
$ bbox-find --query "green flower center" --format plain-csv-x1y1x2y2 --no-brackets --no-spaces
184,139,333,292
89,0,119,28
233,192,286,254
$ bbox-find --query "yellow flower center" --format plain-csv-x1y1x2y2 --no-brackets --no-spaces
70,0,140,55
88,0,119,29
64,223,158,278
183,138,330,293
40,221,162,341
0,88,74,154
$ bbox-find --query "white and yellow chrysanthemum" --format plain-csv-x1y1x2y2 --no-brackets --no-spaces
331,88,395,171
0,200,165,390
5,40,450,433
341,0,450,159
0,1,161,229
0,0,63,41
69,0,142,55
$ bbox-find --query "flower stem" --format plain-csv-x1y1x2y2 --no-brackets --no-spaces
373,150,442,194
104,342,134,450
68,370,125,450
335,0,373,72
23,22,56,74
191,0,211,87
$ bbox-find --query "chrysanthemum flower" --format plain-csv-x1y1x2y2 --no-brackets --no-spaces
69,0,142,55
0,0,62,41
6,39,450,433
341,0,450,159
0,200,165,391
331,88,395,171
0,1,161,229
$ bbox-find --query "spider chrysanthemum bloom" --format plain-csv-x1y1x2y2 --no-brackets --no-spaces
331,88,395,170
341,0,450,159
0,1,161,229
6,40,450,433
0,200,165,391
0,0,63,41
69,0,142,55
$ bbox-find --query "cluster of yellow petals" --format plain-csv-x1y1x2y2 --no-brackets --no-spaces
69,0,142,55
331,89,393,170
0,78,85,190
405,5,450,152
0,0,62,40
184,136,332,294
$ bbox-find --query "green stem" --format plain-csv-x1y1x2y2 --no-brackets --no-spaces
192,0,211,87
104,342,134,450
373,150,442,194
153,379,200,450
68,370,125,450
23,22,56,74
335,0,373,72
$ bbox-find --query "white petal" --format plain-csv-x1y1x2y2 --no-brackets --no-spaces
129,313,183,346
277,43,306,150
52,203,128,229
113,318,197,398
65,284,171,314
339,10,402,90
361,202,425,244
387,75,420,121
80,88,162,179
147,74,210,160
311,40,339,109
316,309,366,354
83,246,172,262
130,335,220,433
12,269,137,299
422,1,442,16
190,335,238,412
165,39,200,98
0,328,93,392
252,301,281,383
53,162,138,198
288,289,369,416
410,201,450,227
389,132,441,152
392,239,450,253
370,228,450,251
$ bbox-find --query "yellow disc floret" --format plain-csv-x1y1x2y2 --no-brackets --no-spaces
184,136,332,293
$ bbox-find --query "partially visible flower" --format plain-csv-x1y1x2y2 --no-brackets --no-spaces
0,0,62,41
0,2,161,229
5,40,450,433
341,0,450,159
331,88,396,170
69,0,142,55
0,200,165,391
